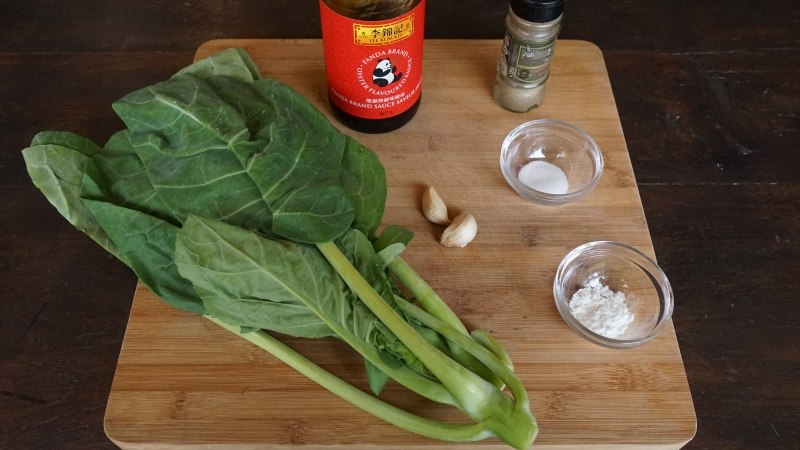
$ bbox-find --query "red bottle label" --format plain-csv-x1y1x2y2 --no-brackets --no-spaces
319,0,425,120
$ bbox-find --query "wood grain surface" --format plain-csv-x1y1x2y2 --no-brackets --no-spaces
101,39,696,449
3,2,799,450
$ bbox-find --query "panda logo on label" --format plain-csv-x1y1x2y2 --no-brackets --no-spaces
372,58,403,87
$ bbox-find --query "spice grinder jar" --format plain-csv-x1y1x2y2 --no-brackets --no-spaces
493,0,566,112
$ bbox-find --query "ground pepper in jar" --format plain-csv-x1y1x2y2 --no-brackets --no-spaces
493,0,565,112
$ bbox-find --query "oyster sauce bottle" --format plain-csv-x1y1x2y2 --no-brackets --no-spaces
319,0,426,133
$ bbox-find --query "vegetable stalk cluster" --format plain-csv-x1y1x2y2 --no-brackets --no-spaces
22,48,537,449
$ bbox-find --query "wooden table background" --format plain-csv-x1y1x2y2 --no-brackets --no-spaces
1,1,798,449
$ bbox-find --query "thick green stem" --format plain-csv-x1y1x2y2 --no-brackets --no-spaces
392,298,538,449
470,329,514,372
394,297,532,413
388,256,468,334
317,241,536,449
323,321,456,405
204,315,493,442
318,242,498,411
286,294,456,405
389,256,503,387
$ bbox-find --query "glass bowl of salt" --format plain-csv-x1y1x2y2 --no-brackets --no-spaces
500,119,603,206
553,241,674,349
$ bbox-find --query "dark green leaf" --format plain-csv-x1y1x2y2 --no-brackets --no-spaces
242,79,356,243
82,199,204,314
374,224,414,252
112,74,250,156
30,131,102,156
340,136,387,238
175,48,261,82
365,359,390,395
81,131,177,224
129,132,273,232
175,215,345,337
22,138,118,257
202,75,280,149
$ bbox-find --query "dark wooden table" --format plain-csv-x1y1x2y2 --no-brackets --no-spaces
1,1,798,449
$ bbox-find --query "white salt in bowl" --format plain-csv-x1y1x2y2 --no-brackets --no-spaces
553,241,674,349
500,119,603,206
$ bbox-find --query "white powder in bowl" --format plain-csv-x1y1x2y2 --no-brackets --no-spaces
517,160,569,194
569,278,634,338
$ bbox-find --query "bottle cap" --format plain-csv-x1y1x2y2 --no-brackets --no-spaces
510,0,565,23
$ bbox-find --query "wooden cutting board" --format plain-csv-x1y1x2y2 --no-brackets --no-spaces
104,39,696,449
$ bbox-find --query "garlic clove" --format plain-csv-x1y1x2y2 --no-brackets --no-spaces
440,212,478,248
422,186,451,226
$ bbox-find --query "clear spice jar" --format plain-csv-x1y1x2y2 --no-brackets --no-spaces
319,0,426,133
493,0,565,112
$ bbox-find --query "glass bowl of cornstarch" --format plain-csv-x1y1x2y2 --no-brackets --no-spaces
500,119,603,206
553,241,674,349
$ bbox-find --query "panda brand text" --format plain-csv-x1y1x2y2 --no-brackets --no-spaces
361,48,410,66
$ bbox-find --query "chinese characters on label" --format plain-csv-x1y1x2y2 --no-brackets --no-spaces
354,15,415,45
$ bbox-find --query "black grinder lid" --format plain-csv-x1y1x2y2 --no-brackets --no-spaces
510,0,566,23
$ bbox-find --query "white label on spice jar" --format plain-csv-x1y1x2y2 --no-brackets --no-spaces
499,33,555,85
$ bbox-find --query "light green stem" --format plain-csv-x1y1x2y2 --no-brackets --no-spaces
277,289,456,405
317,241,537,450
389,255,515,372
388,256,468,334
392,298,538,448
389,256,503,387
318,242,499,413
394,297,532,413
204,315,492,443
471,329,514,372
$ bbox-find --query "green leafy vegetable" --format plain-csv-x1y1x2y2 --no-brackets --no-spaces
22,132,116,255
22,48,537,449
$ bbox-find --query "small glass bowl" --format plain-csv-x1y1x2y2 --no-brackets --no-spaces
500,119,603,206
553,241,674,349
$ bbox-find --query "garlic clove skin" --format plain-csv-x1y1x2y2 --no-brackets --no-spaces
440,212,478,248
422,186,451,226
